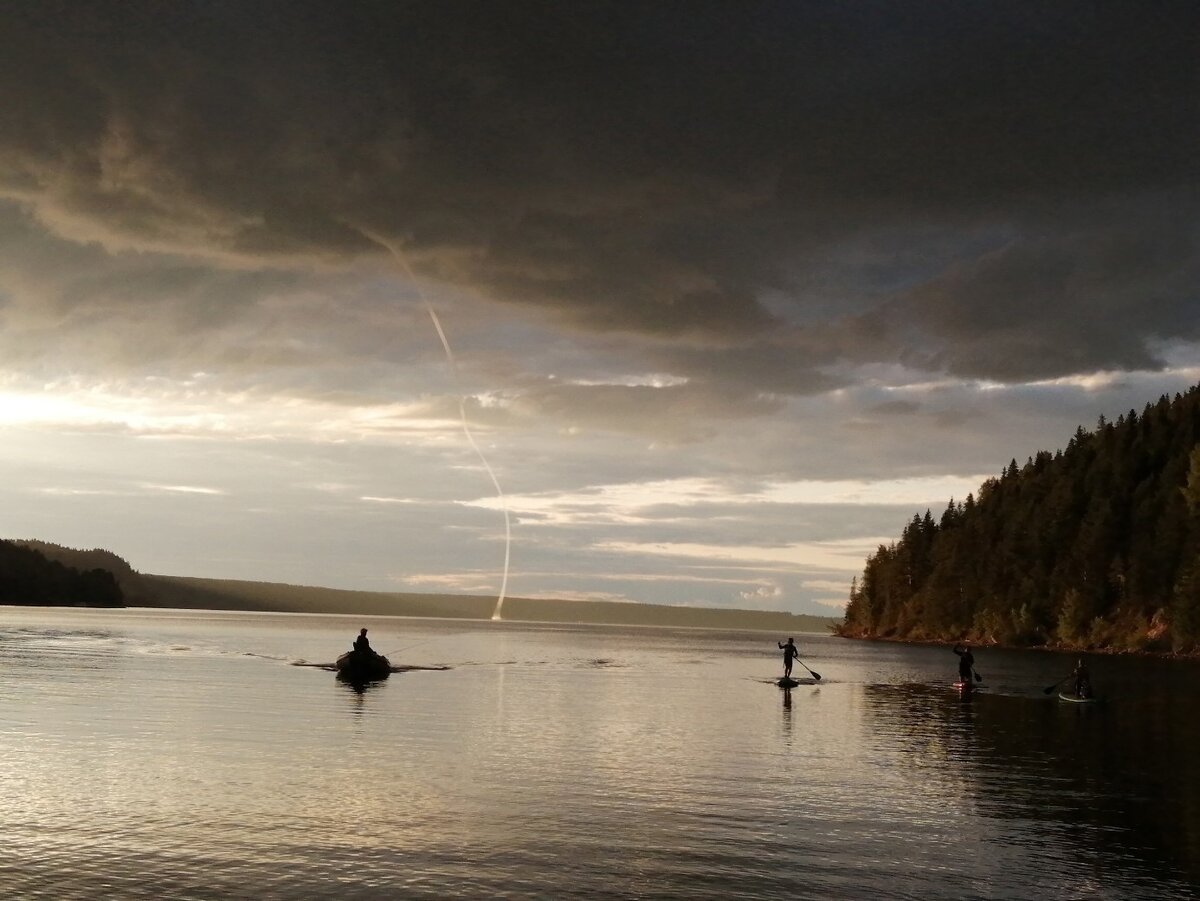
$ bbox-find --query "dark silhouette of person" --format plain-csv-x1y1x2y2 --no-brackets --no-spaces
353,628,372,654
1072,658,1092,698
778,637,800,678
952,644,975,683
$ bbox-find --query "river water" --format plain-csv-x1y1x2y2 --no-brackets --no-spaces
0,606,1196,899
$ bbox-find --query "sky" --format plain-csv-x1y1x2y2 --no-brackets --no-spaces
0,2,1197,616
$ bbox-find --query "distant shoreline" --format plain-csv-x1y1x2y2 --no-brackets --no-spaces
8,539,841,632
116,604,838,636
132,573,840,634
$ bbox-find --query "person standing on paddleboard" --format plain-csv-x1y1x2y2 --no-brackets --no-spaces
1072,658,1092,699
952,644,975,684
778,637,801,679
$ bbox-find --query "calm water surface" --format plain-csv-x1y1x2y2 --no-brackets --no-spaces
0,606,1197,899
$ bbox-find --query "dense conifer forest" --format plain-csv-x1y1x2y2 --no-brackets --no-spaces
0,539,124,607
839,386,1200,653
15,539,148,603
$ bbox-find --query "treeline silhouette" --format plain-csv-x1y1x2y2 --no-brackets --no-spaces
840,385,1200,653
15,539,149,603
0,539,123,607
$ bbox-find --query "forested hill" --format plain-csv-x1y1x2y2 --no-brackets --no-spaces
839,386,1200,654
15,539,148,603
0,539,123,607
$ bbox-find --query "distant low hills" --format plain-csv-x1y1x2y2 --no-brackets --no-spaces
8,539,835,633
137,573,834,632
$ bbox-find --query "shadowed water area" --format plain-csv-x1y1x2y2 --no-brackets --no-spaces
0,607,1196,899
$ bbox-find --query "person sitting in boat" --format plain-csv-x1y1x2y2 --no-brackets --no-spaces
353,628,373,654
1072,658,1092,699
952,644,975,684
778,637,800,679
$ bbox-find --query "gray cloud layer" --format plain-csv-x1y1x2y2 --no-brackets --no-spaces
2,1,1197,387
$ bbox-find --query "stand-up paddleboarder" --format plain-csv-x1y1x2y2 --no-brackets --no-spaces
778,637,801,679
952,644,975,684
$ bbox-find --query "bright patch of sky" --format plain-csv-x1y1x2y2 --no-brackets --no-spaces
0,385,466,443
466,475,992,522
566,374,690,388
597,537,890,571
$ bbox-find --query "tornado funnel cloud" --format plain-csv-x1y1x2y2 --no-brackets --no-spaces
357,227,511,621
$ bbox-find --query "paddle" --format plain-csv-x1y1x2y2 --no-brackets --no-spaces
973,669,983,683
1042,673,1071,695
796,658,821,682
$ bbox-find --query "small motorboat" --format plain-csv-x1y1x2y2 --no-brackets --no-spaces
335,649,392,682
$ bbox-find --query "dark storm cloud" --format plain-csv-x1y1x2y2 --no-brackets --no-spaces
836,199,1200,380
1,1,1197,380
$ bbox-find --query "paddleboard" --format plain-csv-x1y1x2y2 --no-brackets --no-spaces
1058,692,1097,704
775,677,816,687
953,680,977,692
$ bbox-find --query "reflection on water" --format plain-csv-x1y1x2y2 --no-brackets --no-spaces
0,607,1196,899
861,678,1200,895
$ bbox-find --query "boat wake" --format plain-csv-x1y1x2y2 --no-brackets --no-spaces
291,660,451,674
